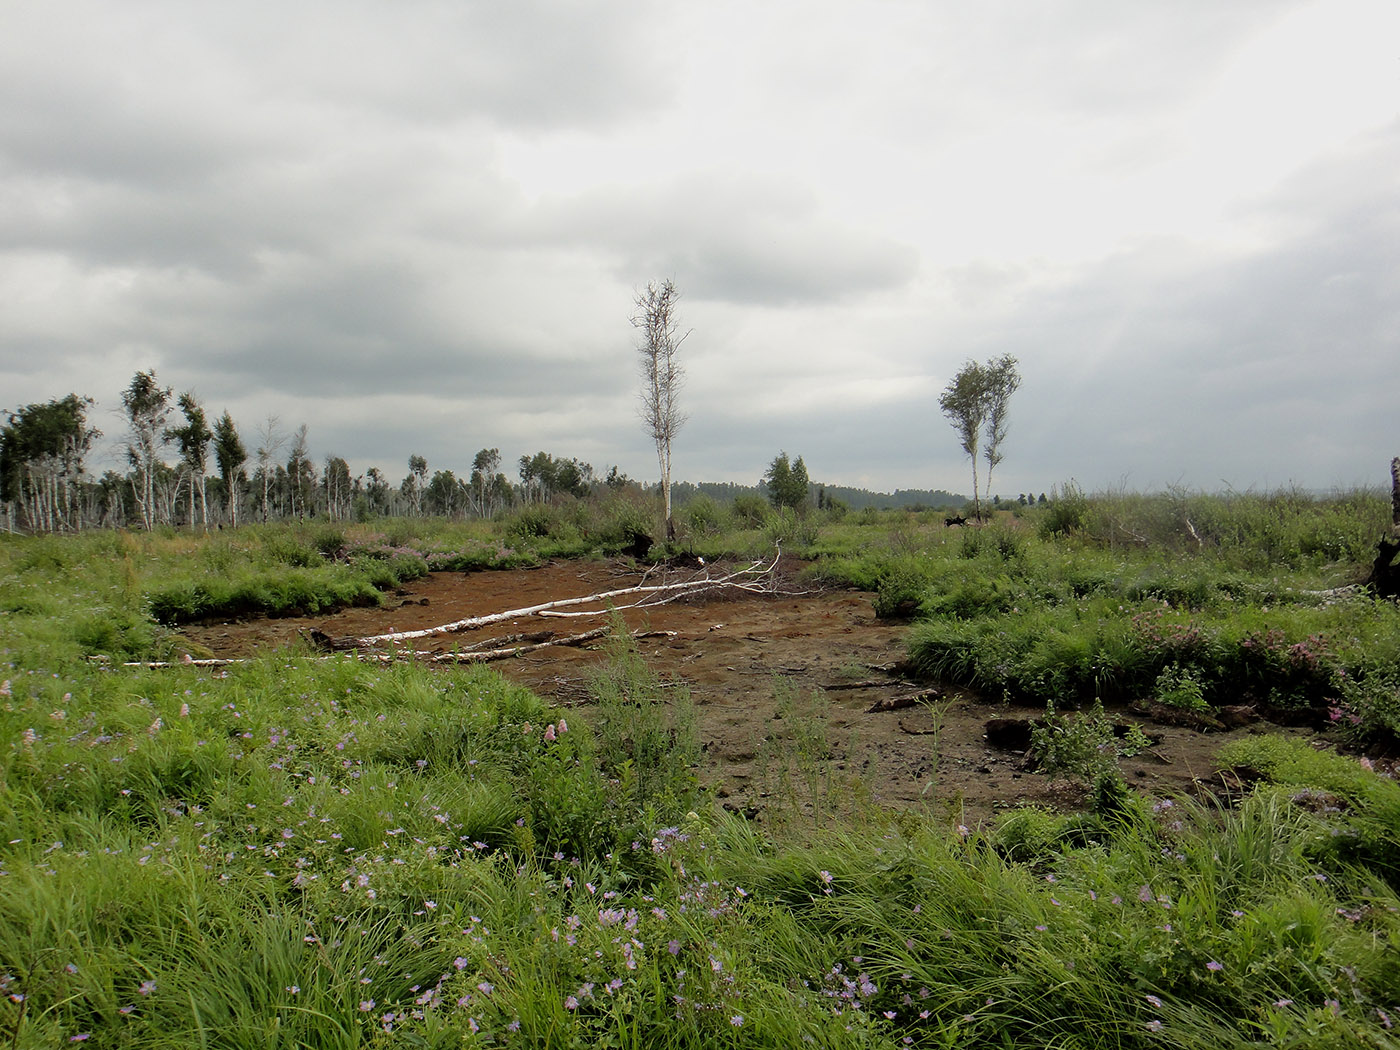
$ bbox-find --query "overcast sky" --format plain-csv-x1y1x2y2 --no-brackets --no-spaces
3,1,1397,497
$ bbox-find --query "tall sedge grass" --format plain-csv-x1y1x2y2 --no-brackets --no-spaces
3,501,1400,1046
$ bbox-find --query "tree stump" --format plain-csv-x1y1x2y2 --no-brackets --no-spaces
1365,456,1400,599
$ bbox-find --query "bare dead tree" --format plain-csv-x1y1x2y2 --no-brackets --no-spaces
255,415,286,524
632,279,689,542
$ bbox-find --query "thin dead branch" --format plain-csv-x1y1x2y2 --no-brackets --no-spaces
113,624,650,670
425,627,609,663
825,679,911,691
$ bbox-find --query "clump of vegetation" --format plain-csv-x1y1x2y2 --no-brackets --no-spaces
872,562,929,620
1338,667,1400,742
1029,699,1152,813
1036,479,1091,537
1154,664,1211,713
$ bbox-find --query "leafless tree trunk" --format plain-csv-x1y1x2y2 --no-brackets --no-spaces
256,415,285,525
1392,456,1400,528
632,279,688,542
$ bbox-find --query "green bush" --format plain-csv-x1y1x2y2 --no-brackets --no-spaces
872,563,930,620
921,574,1018,620
731,493,768,528
1036,480,1090,538
1216,734,1400,886
506,504,562,540
310,526,347,559
1339,669,1400,743
1153,664,1211,713
1028,700,1149,797
261,533,322,567
681,494,724,535
72,608,159,659
763,507,820,549
590,495,655,555
958,525,1026,563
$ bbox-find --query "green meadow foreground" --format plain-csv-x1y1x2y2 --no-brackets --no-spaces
2,492,1399,1048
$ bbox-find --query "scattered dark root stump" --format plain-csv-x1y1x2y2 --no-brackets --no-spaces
1216,704,1261,729
984,717,1044,751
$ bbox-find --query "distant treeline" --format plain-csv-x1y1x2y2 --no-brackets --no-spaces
672,480,967,512
3,367,991,534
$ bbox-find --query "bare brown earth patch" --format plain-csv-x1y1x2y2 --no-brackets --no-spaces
179,559,1287,826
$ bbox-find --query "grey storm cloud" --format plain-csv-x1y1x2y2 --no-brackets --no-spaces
1,1,1395,493
524,175,921,306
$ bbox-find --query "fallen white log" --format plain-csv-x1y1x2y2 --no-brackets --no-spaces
114,625,680,670
326,550,781,649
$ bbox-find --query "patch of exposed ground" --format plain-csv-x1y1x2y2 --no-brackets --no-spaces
179,559,1294,826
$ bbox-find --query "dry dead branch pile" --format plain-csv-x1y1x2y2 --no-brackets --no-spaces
321,550,787,650
118,551,787,669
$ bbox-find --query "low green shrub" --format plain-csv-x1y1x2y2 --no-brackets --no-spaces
1338,669,1400,743
921,573,1019,620
680,493,724,535
589,495,655,555
310,526,347,558
72,607,159,659
1216,734,1400,888
872,563,930,620
1154,664,1211,713
506,504,562,540
763,507,820,549
1035,480,1090,538
731,493,768,528
991,806,1114,864
261,533,322,567
1029,700,1151,800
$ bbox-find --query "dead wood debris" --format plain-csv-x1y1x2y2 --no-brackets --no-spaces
112,625,653,670
866,688,942,713
825,679,917,691
321,549,788,649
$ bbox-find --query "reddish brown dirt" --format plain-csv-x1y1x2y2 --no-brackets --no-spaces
179,560,1267,827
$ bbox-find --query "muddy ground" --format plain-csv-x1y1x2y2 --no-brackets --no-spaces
180,559,1286,826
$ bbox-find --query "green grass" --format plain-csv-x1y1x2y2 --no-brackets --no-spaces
2,489,1399,1046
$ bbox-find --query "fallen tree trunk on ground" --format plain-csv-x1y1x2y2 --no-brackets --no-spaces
115,625,661,669
317,551,786,650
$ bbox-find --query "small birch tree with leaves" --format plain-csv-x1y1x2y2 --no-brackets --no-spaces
982,354,1022,503
213,411,246,527
166,391,212,528
632,279,688,541
939,355,1021,522
122,370,172,530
